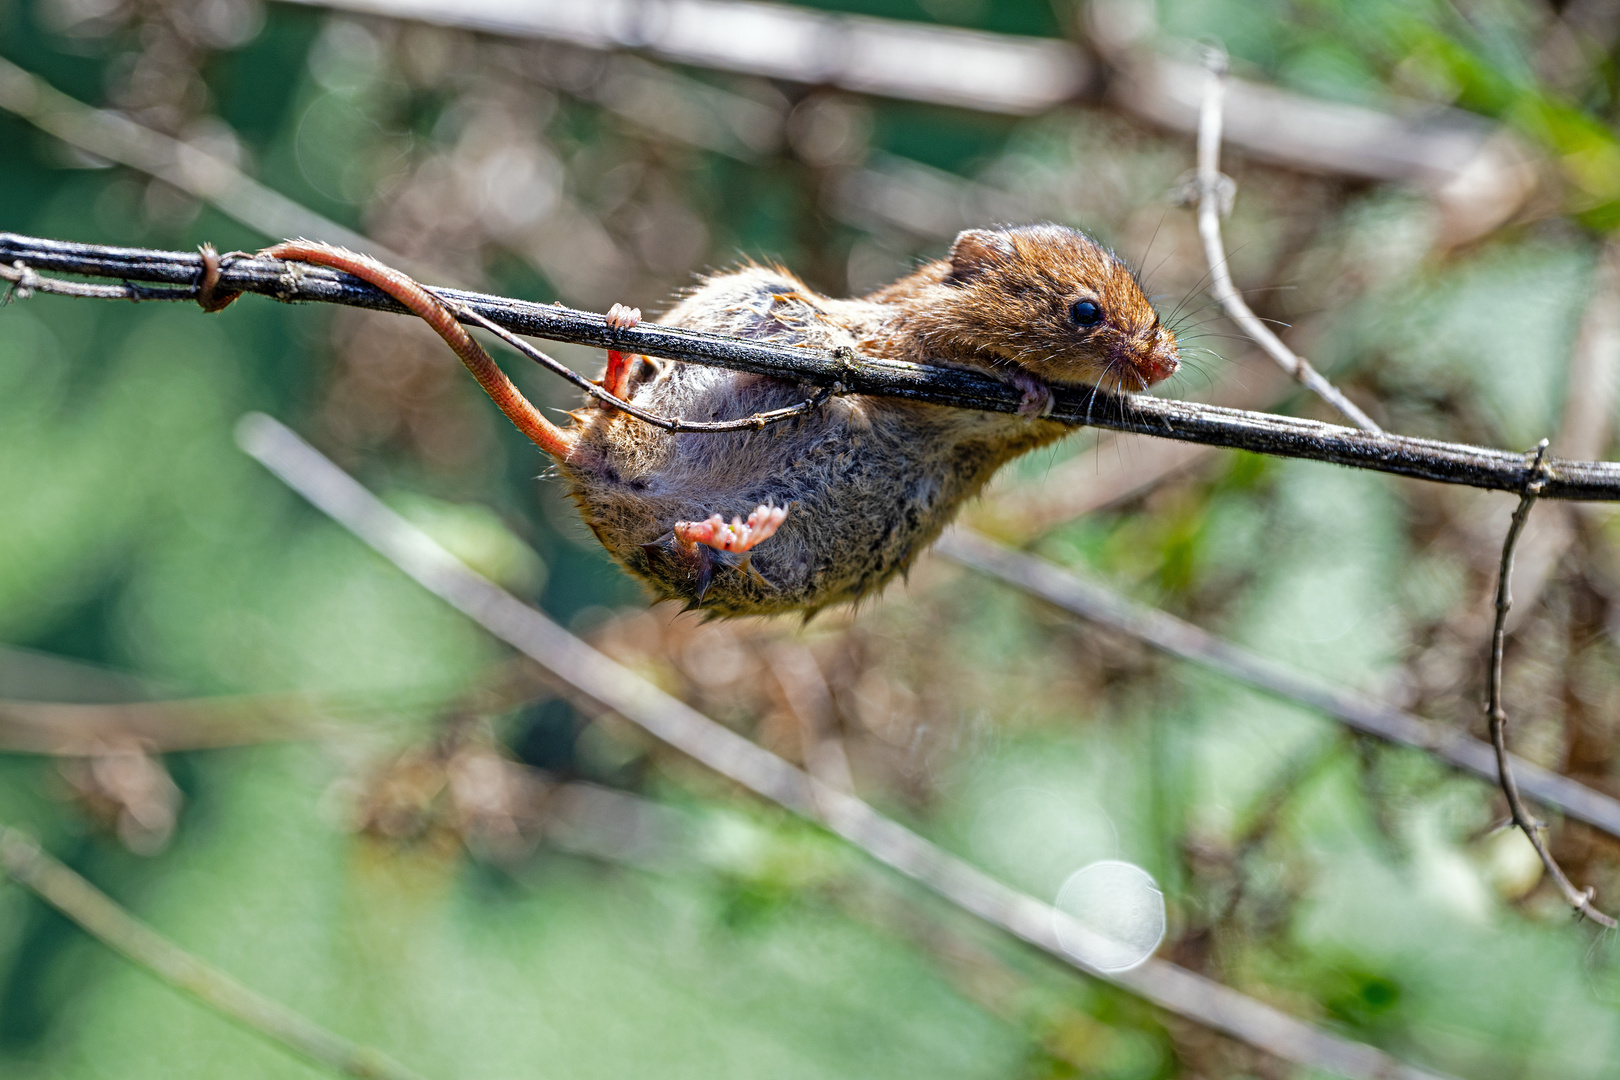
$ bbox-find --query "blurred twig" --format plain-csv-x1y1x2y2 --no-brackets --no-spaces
0,824,437,1080
0,696,322,755
935,528,1620,841
764,642,856,795
521,50,785,160
237,410,1455,1080
0,653,554,757
1485,441,1617,927
0,58,443,283
281,0,1088,115
6,233,1620,502
1088,7,1536,244
277,0,1534,241
1192,50,1380,433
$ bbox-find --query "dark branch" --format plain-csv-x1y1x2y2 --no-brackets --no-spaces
6,232,1620,501
1485,441,1617,927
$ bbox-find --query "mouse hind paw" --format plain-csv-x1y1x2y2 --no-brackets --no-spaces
674,504,787,553
640,504,787,607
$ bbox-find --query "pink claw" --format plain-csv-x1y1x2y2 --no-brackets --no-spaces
606,303,641,330
674,504,787,553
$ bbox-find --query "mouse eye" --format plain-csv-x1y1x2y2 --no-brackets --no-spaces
1070,300,1102,327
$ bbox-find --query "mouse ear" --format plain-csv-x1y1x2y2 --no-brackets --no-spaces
945,229,1013,286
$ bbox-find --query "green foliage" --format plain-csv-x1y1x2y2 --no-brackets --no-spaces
1161,0,1620,229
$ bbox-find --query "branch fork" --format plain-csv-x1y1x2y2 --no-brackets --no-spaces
1192,47,1382,434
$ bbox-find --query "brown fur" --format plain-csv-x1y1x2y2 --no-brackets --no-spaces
558,224,1180,617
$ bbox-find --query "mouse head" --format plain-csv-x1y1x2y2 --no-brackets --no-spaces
929,224,1179,391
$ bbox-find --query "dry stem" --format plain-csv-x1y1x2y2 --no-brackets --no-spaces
1486,440,1617,927
1193,49,1382,433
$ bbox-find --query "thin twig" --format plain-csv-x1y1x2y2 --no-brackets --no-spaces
935,528,1620,841
1193,49,1382,433
5,248,836,437
1485,441,1617,927
0,824,436,1080
455,303,839,433
236,410,1455,1080
5,234,1620,501
1,260,186,302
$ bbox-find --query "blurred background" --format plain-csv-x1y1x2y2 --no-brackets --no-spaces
5,0,1620,1077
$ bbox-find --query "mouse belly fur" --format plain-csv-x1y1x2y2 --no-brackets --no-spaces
559,268,1067,617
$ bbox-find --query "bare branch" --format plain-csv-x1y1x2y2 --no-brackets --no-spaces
6,233,1620,502
0,657,553,756
0,696,321,756
1192,50,1382,433
1,259,186,302
236,410,1456,1080
0,824,437,1080
935,528,1620,842
1485,441,1617,927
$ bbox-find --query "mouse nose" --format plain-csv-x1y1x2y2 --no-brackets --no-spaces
1133,329,1179,385
1141,350,1178,384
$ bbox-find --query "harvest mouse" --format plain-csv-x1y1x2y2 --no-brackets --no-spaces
263,225,1179,617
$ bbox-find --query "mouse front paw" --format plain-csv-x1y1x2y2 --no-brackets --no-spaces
1007,368,1055,418
606,303,641,330
674,504,787,553
602,303,644,400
